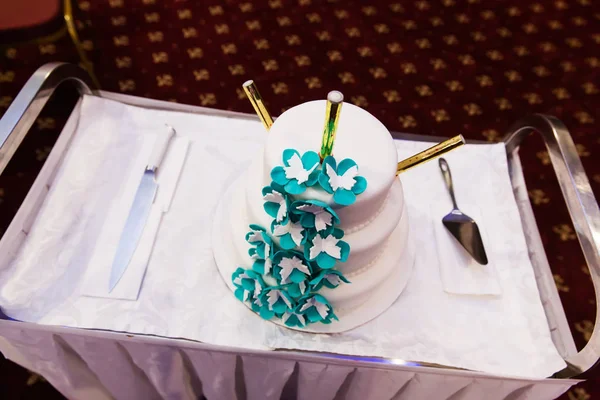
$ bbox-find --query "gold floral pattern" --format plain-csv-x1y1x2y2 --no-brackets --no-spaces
537,151,550,165
523,93,542,104
568,388,591,400
446,81,463,92
338,72,355,84
272,82,288,95
156,74,173,87
553,274,570,292
463,103,482,116
574,320,593,342
193,70,209,81
575,112,594,124
399,115,417,128
387,42,402,54
482,129,500,142
369,67,387,79
553,224,577,241
476,75,493,87
198,93,217,106
35,146,52,161
383,90,400,102
415,85,433,97
35,118,55,130
529,189,550,205
431,109,450,122
305,77,322,89
118,80,135,92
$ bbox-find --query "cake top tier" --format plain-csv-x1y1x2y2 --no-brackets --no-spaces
263,100,399,229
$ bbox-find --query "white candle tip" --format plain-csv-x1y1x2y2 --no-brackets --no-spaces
327,90,344,104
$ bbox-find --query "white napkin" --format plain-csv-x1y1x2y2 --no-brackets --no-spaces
432,204,502,296
81,134,189,300
0,95,566,379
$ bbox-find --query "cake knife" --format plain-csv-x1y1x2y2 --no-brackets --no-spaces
109,126,175,292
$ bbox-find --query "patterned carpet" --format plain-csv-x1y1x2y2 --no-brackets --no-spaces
0,0,598,398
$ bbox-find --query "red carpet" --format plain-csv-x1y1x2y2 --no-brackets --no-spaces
0,0,598,398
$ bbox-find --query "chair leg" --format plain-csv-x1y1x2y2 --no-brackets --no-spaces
63,0,100,89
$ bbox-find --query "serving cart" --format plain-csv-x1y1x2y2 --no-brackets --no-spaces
0,63,597,400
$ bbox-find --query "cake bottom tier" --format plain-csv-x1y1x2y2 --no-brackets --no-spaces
212,175,416,333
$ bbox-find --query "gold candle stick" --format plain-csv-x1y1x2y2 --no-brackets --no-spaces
319,90,344,159
243,80,274,130
396,135,465,175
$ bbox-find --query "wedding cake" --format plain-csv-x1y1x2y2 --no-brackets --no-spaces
213,96,415,333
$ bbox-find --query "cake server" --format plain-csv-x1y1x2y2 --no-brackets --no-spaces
109,125,175,292
438,158,488,265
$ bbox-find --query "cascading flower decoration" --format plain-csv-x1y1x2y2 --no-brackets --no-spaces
246,225,274,275
232,149,367,328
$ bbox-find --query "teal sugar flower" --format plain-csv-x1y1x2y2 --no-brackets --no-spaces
281,311,306,328
271,219,306,250
245,224,269,248
262,182,290,224
272,250,312,284
291,199,340,233
246,225,274,275
286,280,309,298
295,294,338,324
309,269,350,291
259,286,295,316
250,295,279,320
318,156,367,206
231,268,265,303
304,230,350,269
271,149,320,194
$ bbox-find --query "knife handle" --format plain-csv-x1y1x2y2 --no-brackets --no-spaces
147,125,175,171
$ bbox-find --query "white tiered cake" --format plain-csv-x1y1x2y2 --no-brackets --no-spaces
213,100,415,333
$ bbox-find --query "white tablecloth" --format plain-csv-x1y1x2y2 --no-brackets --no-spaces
0,95,565,379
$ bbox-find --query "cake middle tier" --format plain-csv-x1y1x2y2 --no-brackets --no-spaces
245,159,405,275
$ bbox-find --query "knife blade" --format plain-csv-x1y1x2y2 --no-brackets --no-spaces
109,125,175,292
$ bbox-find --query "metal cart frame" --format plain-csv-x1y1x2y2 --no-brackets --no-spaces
0,63,597,399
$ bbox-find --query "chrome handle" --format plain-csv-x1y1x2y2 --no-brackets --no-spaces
504,114,600,378
0,62,98,175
